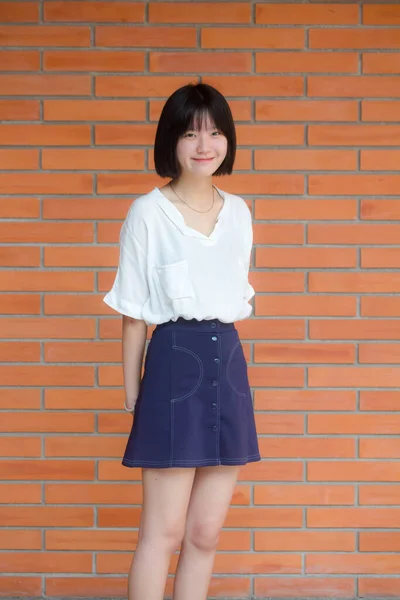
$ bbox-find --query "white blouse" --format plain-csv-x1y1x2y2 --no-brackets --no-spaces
103,186,255,325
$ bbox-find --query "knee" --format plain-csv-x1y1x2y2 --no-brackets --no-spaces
184,521,220,553
139,523,185,554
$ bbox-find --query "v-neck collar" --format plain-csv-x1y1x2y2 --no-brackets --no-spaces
154,186,228,241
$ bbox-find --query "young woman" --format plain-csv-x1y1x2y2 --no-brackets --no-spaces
103,83,260,600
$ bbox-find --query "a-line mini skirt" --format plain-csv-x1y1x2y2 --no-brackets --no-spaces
122,317,261,469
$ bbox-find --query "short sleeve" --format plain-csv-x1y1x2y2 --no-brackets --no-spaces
103,220,149,320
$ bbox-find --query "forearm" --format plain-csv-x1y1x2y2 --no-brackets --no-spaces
122,315,148,409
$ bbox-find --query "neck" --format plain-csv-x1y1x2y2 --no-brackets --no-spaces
171,175,214,206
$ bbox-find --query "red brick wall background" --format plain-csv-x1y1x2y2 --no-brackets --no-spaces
1,1,400,598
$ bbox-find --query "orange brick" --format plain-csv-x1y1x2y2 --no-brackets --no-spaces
362,248,400,269
96,75,193,97
251,272,305,294
255,577,355,598
0,552,92,574
0,317,95,338
150,51,251,73
256,247,356,269
0,50,40,71
254,342,355,363
308,507,400,529
310,319,400,341
226,507,302,529
95,123,156,145
361,150,400,171
360,439,400,459
44,246,118,267
254,390,356,412
256,296,356,318
361,199,400,220
42,148,144,171
46,577,128,599
256,414,304,435
360,391,400,411
253,223,304,244
360,485,400,506
0,74,90,96
363,53,400,75
309,367,400,388
257,4,358,24
44,50,144,72
0,530,41,550
0,99,40,120
235,318,306,341
259,438,355,459
45,436,124,457
255,198,357,220
96,25,196,48
254,484,354,506
0,460,95,481
0,483,41,504
363,5,400,25
0,2,39,22
44,1,144,22
0,389,41,410
0,247,40,267
0,149,38,170
202,28,304,49
0,506,93,527
308,462,400,482
309,124,400,146
224,174,304,195
0,25,90,47
0,412,94,433
309,76,400,98
309,414,400,435
309,175,400,196
149,3,251,23
44,341,120,362
45,388,124,410
309,273,400,293
45,483,142,505
0,173,92,195
362,100,400,122
256,99,357,122
360,343,400,364
0,222,93,243
310,29,400,50
43,198,131,220
44,294,112,316
306,554,400,575
46,530,138,551
360,532,400,552
359,579,400,597
0,273,94,293
362,297,398,324
205,75,303,97
255,149,357,170
0,437,41,458
0,197,40,218
0,366,94,387
248,366,304,389
255,530,355,552
0,342,38,367
213,553,301,575
44,99,146,122
308,223,400,245
257,52,357,73
0,124,90,145
0,577,41,597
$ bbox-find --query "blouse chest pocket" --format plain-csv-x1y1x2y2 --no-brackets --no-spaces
154,260,195,301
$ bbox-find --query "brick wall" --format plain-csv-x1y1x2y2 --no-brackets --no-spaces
1,1,400,598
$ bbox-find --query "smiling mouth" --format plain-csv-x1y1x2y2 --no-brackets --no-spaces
192,157,215,161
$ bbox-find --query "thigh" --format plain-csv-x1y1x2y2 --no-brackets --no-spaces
139,467,196,542
184,466,240,541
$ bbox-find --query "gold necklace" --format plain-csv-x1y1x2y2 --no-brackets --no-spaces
170,182,215,214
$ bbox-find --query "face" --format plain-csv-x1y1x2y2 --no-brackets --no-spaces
175,113,228,178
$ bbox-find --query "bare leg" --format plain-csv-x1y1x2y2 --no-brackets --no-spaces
172,465,240,600
128,467,196,600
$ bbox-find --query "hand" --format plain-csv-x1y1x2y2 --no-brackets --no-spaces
123,398,136,413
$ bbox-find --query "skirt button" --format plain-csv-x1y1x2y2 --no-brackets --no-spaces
212,425,218,432
212,336,217,341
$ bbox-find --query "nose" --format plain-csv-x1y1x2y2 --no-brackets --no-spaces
196,133,211,154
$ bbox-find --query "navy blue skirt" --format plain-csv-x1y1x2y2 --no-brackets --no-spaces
122,318,261,469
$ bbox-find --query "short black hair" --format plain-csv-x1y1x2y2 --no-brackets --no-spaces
154,83,236,179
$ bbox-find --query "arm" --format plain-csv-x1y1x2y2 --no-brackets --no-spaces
122,316,148,412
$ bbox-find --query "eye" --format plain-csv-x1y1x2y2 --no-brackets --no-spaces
211,130,221,136
183,132,196,139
